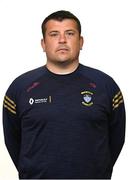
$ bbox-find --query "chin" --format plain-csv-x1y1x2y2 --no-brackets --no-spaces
56,58,70,63
57,60,72,65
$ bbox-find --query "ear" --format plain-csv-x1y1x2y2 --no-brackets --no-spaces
80,36,84,50
41,39,46,52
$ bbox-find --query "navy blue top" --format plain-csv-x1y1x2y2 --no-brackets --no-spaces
3,64,125,179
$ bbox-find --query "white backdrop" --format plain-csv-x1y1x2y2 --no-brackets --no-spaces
0,0,129,179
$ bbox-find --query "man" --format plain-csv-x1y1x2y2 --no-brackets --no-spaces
3,10,125,179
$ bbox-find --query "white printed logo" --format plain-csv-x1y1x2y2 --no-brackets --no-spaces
29,96,52,105
29,98,34,105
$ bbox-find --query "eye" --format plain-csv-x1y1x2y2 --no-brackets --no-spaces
66,31,75,36
49,32,59,37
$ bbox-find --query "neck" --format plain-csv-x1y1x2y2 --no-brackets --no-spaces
46,60,79,75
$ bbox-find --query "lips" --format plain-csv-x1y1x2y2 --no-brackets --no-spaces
56,46,69,52
57,49,68,52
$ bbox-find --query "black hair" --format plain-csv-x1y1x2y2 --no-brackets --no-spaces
41,10,81,38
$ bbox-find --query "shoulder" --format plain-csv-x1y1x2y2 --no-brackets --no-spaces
80,63,117,86
80,64,113,83
5,66,45,96
80,64,121,97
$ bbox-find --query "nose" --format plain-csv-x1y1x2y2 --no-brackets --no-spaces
58,33,67,43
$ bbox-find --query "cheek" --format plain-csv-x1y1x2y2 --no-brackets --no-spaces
70,41,81,52
45,41,56,52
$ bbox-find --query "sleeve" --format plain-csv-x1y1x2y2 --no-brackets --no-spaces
3,83,21,170
107,78,126,166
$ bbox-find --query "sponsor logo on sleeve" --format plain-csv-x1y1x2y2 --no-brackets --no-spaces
29,96,52,105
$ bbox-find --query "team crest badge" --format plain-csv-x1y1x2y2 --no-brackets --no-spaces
81,91,94,106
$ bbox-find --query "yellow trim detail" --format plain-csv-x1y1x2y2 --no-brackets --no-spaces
81,91,93,95
5,96,16,107
113,95,123,104
4,104,16,114
113,99,124,110
4,95,17,114
82,101,93,106
113,91,121,101
112,91,124,110
49,96,52,103
4,99,16,110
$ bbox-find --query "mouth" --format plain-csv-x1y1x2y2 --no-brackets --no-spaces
56,47,69,52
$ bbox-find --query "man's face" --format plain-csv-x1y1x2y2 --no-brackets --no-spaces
41,19,83,64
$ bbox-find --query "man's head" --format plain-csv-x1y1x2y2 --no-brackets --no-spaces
41,10,81,39
41,10,83,66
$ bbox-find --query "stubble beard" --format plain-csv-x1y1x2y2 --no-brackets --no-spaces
50,58,79,69
48,51,80,67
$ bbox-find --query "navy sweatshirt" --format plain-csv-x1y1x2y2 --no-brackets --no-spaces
3,63,125,179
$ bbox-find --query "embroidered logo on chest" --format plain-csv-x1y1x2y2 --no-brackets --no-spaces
81,91,94,106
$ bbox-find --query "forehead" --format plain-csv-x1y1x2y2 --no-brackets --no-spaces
45,19,78,32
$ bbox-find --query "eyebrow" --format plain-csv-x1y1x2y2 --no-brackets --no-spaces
48,29,77,34
65,29,76,33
